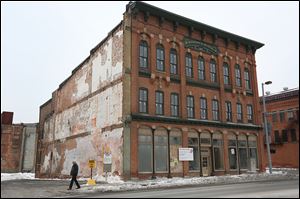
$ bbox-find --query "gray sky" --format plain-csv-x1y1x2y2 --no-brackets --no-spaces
1,1,299,123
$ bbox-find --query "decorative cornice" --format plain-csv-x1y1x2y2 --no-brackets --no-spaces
131,114,262,131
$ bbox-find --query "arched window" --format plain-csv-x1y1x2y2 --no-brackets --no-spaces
200,97,207,120
155,91,164,115
170,48,178,75
139,41,148,68
210,59,217,82
139,88,148,113
212,99,219,121
244,68,251,90
185,53,193,77
198,56,205,80
235,64,241,87
156,44,165,71
223,62,230,85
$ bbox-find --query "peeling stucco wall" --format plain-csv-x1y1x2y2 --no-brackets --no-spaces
39,25,124,178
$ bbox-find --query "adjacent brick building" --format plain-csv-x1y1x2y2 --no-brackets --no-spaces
260,88,299,168
36,2,265,180
1,112,38,173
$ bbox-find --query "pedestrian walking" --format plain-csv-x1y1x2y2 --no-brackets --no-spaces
68,161,81,190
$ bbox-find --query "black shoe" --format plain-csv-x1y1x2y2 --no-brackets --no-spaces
76,187,80,189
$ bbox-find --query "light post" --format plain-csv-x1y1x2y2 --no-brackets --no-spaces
262,81,273,174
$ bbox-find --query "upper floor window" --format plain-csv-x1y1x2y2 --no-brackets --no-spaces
170,49,178,75
272,112,277,122
212,99,219,121
291,129,297,142
139,88,148,113
237,103,243,122
280,111,285,122
198,57,205,80
139,41,148,69
185,53,193,78
200,97,207,119
274,130,280,143
171,93,179,117
225,101,232,122
156,44,165,71
187,95,195,118
235,64,241,87
244,68,251,90
155,91,164,115
247,104,253,123
210,59,217,83
287,110,294,120
223,62,230,85
282,130,288,142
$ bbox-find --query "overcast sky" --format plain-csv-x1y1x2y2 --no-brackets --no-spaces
1,1,299,123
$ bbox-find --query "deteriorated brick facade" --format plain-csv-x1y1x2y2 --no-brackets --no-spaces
260,88,299,168
37,2,265,180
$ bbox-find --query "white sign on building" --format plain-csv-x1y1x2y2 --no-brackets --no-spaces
179,148,194,161
103,153,112,164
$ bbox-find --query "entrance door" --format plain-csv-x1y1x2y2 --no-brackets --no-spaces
202,156,209,176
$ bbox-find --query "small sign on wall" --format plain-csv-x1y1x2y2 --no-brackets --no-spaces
179,148,194,161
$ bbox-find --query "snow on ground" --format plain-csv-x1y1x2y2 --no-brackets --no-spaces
1,172,35,181
1,168,298,193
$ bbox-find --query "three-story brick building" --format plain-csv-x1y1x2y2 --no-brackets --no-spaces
36,2,264,180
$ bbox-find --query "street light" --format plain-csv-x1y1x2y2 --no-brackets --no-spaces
262,81,273,174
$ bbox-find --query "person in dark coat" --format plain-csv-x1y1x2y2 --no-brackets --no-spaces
68,161,81,190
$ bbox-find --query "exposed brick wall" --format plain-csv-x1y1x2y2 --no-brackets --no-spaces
1,124,24,172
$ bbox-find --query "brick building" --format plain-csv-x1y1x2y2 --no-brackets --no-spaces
1,112,38,173
36,2,265,180
260,88,299,168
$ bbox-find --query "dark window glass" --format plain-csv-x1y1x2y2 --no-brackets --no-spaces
200,97,207,119
223,62,230,85
187,96,194,118
237,103,243,122
291,129,297,142
185,53,193,77
170,49,178,75
244,69,251,89
171,93,179,117
287,111,294,120
247,105,253,123
225,101,232,122
239,148,248,169
282,130,288,142
198,57,205,80
280,111,285,122
155,91,164,115
139,41,148,68
139,88,148,113
210,60,217,82
212,99,219,121
138,132,152,172
235,64,241,87
154,134,168,172
274,130,280,143
156,44,165,71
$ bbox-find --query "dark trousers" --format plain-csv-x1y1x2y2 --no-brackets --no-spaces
69,176,80,189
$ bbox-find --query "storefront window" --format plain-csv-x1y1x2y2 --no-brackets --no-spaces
170,129,182,173
138,127,152,172
238,134,248,169
228,133,237,170
213,133,224,170
248,135,258,168
188,132,199,171
154,128,168,172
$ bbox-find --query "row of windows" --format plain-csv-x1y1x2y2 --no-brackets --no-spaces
139,40,251,89
271,110,299,122
138,129,258,173
274,129,297,143
139,88,254,123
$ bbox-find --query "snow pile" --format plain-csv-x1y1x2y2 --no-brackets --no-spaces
77,169,299,193
1,172,35,181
